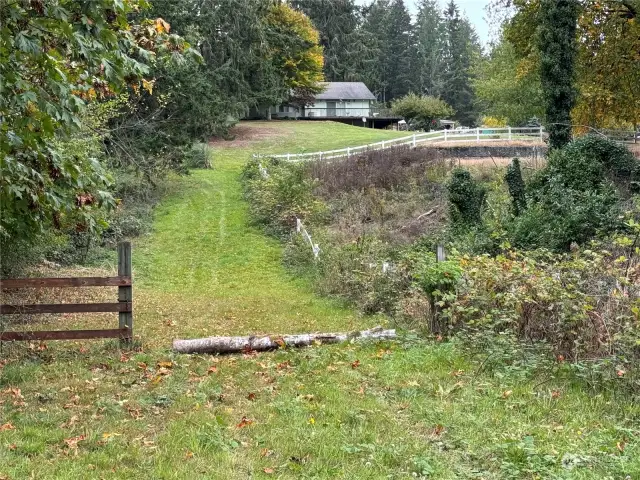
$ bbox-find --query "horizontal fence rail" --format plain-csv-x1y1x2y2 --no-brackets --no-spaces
254,126,545,162
0,276,131,289
0,242,133,343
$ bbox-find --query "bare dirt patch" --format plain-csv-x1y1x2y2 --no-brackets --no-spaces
208,121,289,148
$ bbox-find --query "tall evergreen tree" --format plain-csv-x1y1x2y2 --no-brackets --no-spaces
291,0,365,81
538,0,579,149
360,0,390,99
441,0,479,126
384,0,415,100
361,0,414,102
415,0,445,97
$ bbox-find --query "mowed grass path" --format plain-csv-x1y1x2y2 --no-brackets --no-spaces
134,121,408,346
1,122,639,479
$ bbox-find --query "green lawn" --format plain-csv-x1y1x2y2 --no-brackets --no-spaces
1,121,638,479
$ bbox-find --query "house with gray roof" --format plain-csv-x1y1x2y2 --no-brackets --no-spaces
271,82,377,119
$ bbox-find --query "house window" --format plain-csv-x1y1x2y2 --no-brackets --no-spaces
279,105,286,113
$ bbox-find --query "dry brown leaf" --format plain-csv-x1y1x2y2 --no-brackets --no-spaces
0,423,15,431
63,434,86,449
351,360,361,369
263,467,275,474
236,416,254,428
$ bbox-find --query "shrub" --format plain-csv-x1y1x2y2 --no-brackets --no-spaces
444,247,640,365
505,158,526,215
182,144,211,169
512,136,634,251
391,93,455,131
242,157,328,237
447,169,487,226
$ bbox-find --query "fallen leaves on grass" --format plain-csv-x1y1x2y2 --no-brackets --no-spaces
63,434,86,449
207,365,218,374
236,416,254,428
263,467,275,474
351,360,360,369
247,392,256,401
60,415,79,429
0,423,15,431
502,390,513,399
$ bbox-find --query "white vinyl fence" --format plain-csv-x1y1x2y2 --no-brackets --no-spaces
254,126,545,163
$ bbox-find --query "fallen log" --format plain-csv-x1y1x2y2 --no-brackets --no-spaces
172,326,396,354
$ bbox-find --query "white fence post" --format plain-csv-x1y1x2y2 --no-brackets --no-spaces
347,147,350,158
412,133,416,147
382,140,385,149
476,128,480,142
444,129,448,142
287,153,291,162
508,126,512,141
540,127,544,140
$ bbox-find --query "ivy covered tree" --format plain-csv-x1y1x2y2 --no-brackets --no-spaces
500,0,638,135
538,0,579,149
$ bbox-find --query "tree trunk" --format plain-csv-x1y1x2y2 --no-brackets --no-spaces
172,326,396,354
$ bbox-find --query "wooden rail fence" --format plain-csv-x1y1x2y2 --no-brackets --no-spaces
0,242,133,343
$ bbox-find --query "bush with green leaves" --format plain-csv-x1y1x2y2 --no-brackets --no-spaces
511,136,637,251
242,157,328,237
391,93,455,131
447,169,487,226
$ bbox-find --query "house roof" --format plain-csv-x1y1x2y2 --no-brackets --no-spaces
315,82,376,101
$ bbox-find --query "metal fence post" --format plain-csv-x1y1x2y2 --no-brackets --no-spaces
118,242,133,344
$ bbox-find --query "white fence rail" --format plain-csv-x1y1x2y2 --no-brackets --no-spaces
254,126,545,163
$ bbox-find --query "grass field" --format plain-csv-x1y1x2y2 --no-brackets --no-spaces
1,121,639,479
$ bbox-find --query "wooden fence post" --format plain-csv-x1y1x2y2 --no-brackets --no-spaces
430,244,447,335
412,133,416,147
118,242,133,344
508,126,512,141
